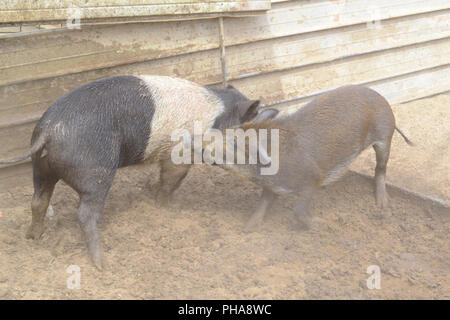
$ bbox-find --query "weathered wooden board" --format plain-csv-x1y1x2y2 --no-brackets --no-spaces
2,3,449,87
1,8,448,95
0,24,45,33
228,39,450,104
226,10,450,79
0,48,223,128
0,161,32,190
4,0,268,9
223,0,450,46
0,121,35,160
0,0,271,23
277,65,450,111
0,26,21,33
371,66,450,104
0,19,220,86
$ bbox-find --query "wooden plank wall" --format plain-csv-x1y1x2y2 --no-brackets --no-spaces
1,0,271,23
0,0,449,185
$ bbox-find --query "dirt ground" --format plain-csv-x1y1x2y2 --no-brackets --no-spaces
0,94,449,300
0,164,448,300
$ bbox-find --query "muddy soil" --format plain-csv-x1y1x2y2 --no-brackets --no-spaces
0,163,448,299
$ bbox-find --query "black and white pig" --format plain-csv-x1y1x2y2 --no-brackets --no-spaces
0,75,260,269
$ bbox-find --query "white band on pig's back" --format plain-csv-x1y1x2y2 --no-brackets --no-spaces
139,76,224,159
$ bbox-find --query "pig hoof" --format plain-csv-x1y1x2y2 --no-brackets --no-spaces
25,224,44,240
93,259,104,271
90,251,104,271
376,194,390,208
294,217,311,230
45,205,55,218
245,218,263,231
155,192,170,208
155,199,169,209
156,201,168,209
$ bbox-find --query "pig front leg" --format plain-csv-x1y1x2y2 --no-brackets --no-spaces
293,186,316,229
246,188,277,230
155,160,190,207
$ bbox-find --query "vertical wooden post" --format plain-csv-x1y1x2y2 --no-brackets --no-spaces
218,16,228,87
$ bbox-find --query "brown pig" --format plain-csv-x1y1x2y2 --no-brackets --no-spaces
213,85,413,229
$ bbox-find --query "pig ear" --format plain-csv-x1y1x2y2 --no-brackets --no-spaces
252,108,279,124
238,100,260,122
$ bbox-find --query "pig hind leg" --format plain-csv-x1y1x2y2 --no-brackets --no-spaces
373,141,391,208
77,190,111,270
155,160,190,207
26,155,59,240
246,188,277,230
63,167,117,270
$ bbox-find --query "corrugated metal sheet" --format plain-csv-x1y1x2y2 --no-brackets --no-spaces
0,0,449,184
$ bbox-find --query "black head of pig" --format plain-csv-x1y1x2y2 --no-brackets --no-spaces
206,84,261,130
